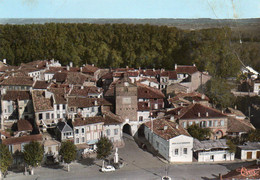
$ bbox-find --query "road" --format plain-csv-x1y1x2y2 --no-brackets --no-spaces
6,137,255,180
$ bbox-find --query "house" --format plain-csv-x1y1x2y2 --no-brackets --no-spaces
137,78,160,89
237,142,260,160
0,75,34,91
1,134,42,165
17,119,33,134
32,90,55,129
137,84,165,122
168,103,228,139
56,121,74,141
227,118,255,137
144,118,193,162
67,97,111,120
81,64,101,82
193,139,235,162
166,83,189,95
1,91,33,129
43,139,61,163
33,81,51,90
159,70,178,89
72,117,104,150
102,111,124,147
68,86,103,98
253,78,260,95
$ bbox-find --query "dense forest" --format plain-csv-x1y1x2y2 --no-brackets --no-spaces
0,23,259,78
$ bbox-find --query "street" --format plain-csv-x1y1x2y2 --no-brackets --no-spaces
6,137,255,180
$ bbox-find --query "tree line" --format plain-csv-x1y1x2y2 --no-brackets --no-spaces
1,23,259,78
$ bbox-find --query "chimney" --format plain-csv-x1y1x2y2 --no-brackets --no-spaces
70,62,73,67
3,59,6,64
168,95,171,99
153,68,155,72
1,88,6,95
11,73,14,77
193,63,196,67
92,64,94,67
175,64,177,70
80,67,83,72
81,86,84,89
180,102,183,106
164,126,168,131
94,100,98,106
198,112,200,117
98,88,100,92
83,64,85,67
206,112,208,117
148,102,150,107
234,105,237,110
36,65,39,68
176,124,179,129
177,111,180,115
170,116,175,122
66,65,70,71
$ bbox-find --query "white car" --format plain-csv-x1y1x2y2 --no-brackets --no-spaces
101,165,115,172
161,176,171,180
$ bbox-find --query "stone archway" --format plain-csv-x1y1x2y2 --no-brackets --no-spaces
123,123,132,135
214,130,223,139
137,124,145,138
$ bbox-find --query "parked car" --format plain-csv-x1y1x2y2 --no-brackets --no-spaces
161,176,171,180
101,165,115,172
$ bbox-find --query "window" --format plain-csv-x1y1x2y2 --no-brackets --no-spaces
182,122,187,128
114,129,118,135
57,105,60,110
106,129,110,136
87,127,90,131
70,108,74,112
63,105,66,110
48,147,51,153
139,116,143,122
63,114,66,118
76,138,79,144
214,120,218,127
189,121,193,126
46,113,50,119
210,155,214,160
111,137,114,142
57,114,60,119
175,149,179,155
92,107,95,112
63,133,66,137
94,125,97,130
39,113,43,120
220,120,224,126
51,113,54,119
82,137,85,143
75,129,79,134
82,128,84,133
183,148,188,154
208,121,212,127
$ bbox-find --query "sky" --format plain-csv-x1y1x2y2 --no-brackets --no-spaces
0,0,259,19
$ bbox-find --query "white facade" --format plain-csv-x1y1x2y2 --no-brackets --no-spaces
144,126,193,162
137,111,150,122
253,82,260,95
240,149,260,160
140,80,159,89
103,124,123,147
44,73,55,81
74,123,103,147
197,150,234,162
54,104,67,120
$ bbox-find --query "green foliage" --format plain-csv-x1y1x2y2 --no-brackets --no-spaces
96,136,113,160
0,144,13,174
23,141,43,167
59,141,77,164
187,124,212,141
226,139,236,153
243,129,260,142
0,23,253,77
202,78,235,109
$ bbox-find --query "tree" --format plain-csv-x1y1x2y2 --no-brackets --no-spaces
0,144,13,178
187,124,212,141
226,139,236,153
242,129,260,142
200,78,235,109
23,141,43,175
59,141,77,172
96,136,113,160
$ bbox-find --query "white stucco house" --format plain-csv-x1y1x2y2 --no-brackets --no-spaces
144,118,193,163
193,139,235,162
238,142,260,160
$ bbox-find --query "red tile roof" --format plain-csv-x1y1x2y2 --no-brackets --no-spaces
73,117,104,127
101,72,113,79
2,91,31,101
33,81,50,89
227,117,255,133
144,118,190,140
160,71,177,80
69,86,102,97
140,69,160,76
176,65,198,74
177,103,226,120
17,119,33,132
82,64,99,73
32,91,53,111
68,97,111,107
2,134,42,145
138,102,150,111
0,76,33,86
137,85,165,99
